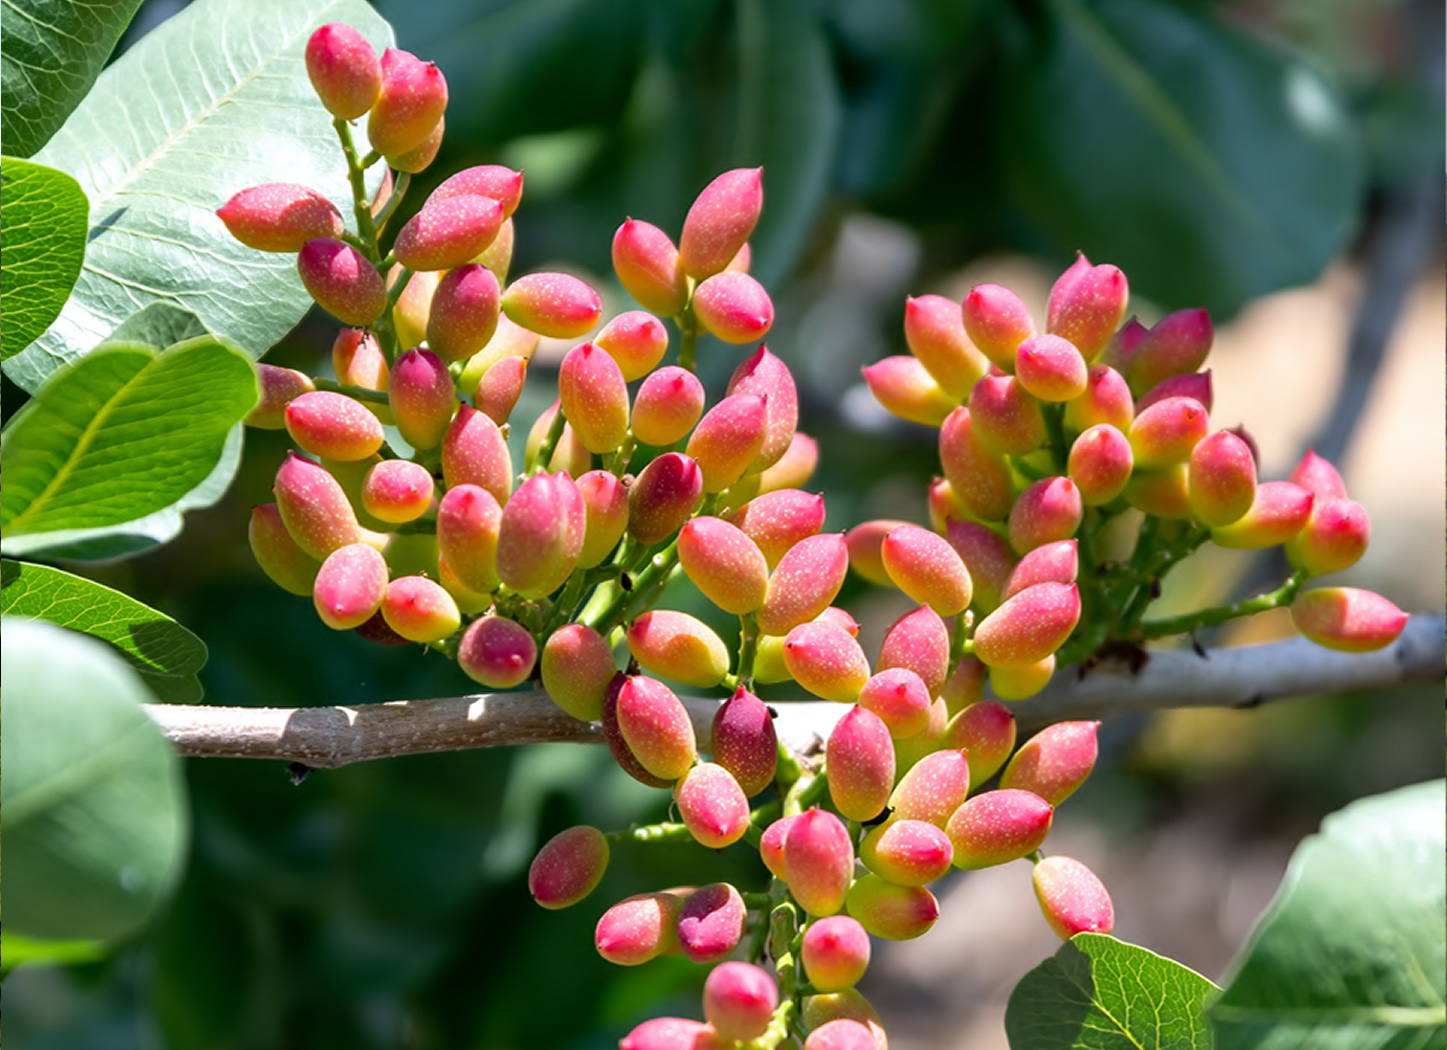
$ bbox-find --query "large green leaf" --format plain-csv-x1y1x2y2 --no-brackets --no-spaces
2,616,188,943
0,0,144,158
1006,932,1218,1050
0,336,258,545
4,0,392,393
1,560,208,702
0,157,88,361
1208,780,1446,1050
996,0,1362,316
0,424,247,562
733,0,842,288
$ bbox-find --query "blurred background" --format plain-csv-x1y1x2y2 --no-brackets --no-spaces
5,0,1443,1047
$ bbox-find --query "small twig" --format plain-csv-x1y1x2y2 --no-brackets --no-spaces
142,613,1444,768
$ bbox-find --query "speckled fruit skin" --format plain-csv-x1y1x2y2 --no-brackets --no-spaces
457,614,537,688
559,342,629,455
942,700,1016,784
627,610,731,688
313,542,389,630
946,789,1054,869
1000,721,1099,805
1290,587,1408,652
783,621,871,703
675,763,750,849
218,183,343,253
274,451,368,560
1033,856,1114,939
501,272,603,339
613,218,687,317
676,882,747,963
495,471,586,598
726,346,799,472
632,366,706,448
435,483,501,595
595,891,684,965
962,283,1035,372
801,915,872,992
826,705,895,822
702,959,777,1043
972,582,1081,670
859,818,953,886
876,605,950,699
879,524,973,616
528,825,609,909
389,349,457,451
905,293,989,397
784,809,854,917
249,503,321,596
297,238,385,326
844,875,939,940
686,394,768,493
380,575,460,642
757,533,849,637
1211,481,1314,549
692,272,774,344
615,675,697,780
305,24,381,120
730,489,826,570
710,687,778,797
889,749,971,828
856,668,932,740
628,453,704,546
679,168,763,280
367,47,448,158
427,263,501,361
540,623,616,722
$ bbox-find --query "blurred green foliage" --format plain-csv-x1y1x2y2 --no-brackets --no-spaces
4,0,1442,1047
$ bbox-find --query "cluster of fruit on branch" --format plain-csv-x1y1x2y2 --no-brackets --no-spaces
220,23,1409,1050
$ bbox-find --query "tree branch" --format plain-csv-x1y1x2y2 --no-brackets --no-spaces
143,613,1443,770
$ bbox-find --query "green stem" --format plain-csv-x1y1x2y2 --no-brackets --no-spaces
947,608,972,674
605,433,637,477
373,171,411,235
360,149,382,169
1042,402,1068,474
676,302,701,373
1141,569,1309,639
312,376,391,405
736,612,760,689
604,822,694,844
332,118,381,261
528,407,568,475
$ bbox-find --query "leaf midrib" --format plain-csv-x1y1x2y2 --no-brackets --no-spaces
1,356,150,536
4,715,161,828
70,3,329,209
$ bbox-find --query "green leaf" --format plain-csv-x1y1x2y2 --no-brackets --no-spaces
104,301,211,351
1208,780,1447,1050
0,157,88,361
0,336,258,544
1006,932,1218,1050
4,0,392,393
996,0,1363,316
1,560,208,703
733,0,842,287
0,0,144,158
2,616,188,943
0,424,246,562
